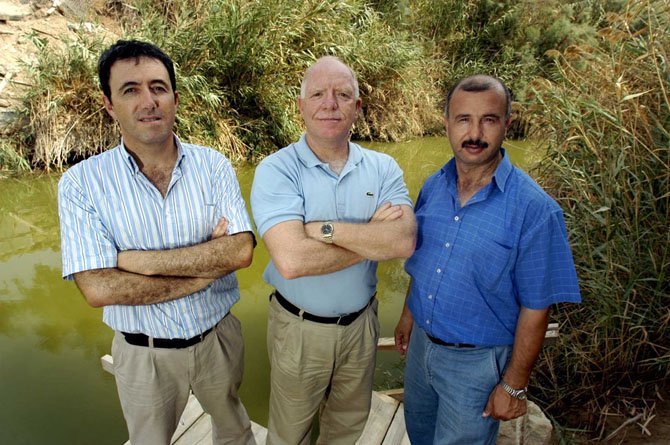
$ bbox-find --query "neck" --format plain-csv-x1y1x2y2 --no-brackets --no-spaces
124,137,178,172
305,134,349,163
455,152,502,185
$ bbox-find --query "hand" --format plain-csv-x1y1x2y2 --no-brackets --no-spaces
482,384,527,421
212,217,229,239
394,309,414,356
371,202,403,222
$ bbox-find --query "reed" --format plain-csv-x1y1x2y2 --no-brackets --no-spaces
10,0,441,169
529,0,669,436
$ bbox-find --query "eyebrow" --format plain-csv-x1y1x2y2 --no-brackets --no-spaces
118,79,170,93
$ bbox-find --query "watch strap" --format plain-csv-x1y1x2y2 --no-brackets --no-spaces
500,380,528,400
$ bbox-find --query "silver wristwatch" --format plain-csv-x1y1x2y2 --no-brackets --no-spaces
321,221,334,244
500,380,528,400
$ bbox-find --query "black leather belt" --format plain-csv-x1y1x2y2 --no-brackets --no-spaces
427,333,476,348
121,327,214,349
271,290,372,326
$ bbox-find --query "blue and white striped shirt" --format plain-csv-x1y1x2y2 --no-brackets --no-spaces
58,136,253,338
405,150,581,345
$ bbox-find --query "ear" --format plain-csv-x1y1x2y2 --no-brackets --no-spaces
174,91,179,108
297,96,304,114
102,95,116,120
355,97,362,113
443,115,449,133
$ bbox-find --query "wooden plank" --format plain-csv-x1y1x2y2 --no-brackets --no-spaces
382,403,410,445
378,388,404,403
172,413,211,445
377,337,396,351
377,323,560,352
171,394,206,443
356,392,400,445
251,421,268,445
101,354,114,375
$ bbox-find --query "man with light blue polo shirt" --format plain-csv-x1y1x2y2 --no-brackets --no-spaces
58,40,256,445
394,75,581,444
251,56,416,444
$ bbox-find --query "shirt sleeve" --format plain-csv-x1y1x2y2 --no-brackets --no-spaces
515,207,582,308
378,154,413,208
250,154,305,237
211,154,254,236
58,170,117,280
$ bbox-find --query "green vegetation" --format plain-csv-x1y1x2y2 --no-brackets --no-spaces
529,0,669,437
1,0,668,439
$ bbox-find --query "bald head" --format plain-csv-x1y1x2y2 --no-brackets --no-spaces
300,56,360,100
445,75,511,120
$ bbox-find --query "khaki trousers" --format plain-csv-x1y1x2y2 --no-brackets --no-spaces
112,313,255,445
266,295,380,445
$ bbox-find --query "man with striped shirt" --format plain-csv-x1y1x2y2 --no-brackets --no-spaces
58,40,256,445
394,75,581,444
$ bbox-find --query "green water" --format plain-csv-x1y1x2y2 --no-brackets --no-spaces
0,137,537,445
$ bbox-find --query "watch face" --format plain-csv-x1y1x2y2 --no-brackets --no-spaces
321,223,333,236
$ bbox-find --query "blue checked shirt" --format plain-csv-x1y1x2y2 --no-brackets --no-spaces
58,136,254,338
405,150,581,345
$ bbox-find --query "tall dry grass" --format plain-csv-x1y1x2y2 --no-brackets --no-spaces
8,0,441,169
529,0,669,437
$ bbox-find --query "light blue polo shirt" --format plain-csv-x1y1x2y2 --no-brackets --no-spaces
251,134,412,316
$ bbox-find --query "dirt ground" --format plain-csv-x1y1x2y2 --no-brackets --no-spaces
1,1,668,444
0,0,117,114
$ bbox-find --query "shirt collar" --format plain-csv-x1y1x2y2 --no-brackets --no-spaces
118,133,185,174
295,133,362,170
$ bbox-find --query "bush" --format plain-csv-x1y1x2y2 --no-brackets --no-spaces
529,0,669,436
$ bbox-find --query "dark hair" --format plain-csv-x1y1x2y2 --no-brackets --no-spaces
98,39,176,101
444,75,512,120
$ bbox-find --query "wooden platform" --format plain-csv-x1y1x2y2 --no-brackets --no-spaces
102,324,559,444
101,355,409,445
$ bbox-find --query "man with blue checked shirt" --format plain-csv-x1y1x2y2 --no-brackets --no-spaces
251,56,416,444
58,40,256,445
394,75,581,444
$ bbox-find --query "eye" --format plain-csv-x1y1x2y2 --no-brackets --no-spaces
337,92,351,99
311,91,323,98
121,87,136,95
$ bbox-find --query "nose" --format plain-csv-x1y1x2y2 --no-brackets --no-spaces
469,121,483,139
139,87,157,110
321,91,338,110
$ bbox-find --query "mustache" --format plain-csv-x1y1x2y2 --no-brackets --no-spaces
462,139,489,149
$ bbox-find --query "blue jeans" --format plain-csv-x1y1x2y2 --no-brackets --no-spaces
404,324,512,445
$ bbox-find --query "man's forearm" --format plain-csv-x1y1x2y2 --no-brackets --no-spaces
501,307,551,388
306,205,417,261
117,231,254,278
74,268,215,308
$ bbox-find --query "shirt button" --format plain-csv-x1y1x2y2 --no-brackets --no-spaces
436,268,441,273
428,294,433,300
454,216,460,221
426,320,431,324
445,242,450,248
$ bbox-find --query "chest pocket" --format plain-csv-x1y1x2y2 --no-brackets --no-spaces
471,237,513,293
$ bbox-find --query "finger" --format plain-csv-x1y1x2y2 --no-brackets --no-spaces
371,202,392,221
212,218,229,238
374,206,402,222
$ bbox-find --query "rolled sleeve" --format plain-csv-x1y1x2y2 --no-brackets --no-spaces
251,157,305,237
212,155,254,236
378,155,413,208
58,172,117,280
